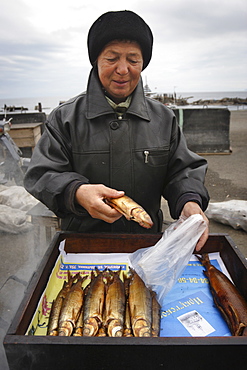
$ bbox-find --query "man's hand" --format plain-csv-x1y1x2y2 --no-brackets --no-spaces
181,202,209,252
75,184,125,223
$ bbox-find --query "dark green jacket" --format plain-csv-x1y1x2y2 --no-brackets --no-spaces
24,68,209,233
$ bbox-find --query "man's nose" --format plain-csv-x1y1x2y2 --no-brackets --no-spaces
116,59,128,75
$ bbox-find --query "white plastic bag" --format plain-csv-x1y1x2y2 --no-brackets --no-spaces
128,214,207,304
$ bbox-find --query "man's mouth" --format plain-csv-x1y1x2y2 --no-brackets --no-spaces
114,80,128,85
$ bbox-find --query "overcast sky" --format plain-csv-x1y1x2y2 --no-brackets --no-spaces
1,0,246,99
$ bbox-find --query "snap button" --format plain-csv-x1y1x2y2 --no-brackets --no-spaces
110,121,119,130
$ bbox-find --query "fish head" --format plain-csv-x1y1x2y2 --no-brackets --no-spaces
133,319,151,337
83,317,99,337
58,321,74,336
107,319,123,337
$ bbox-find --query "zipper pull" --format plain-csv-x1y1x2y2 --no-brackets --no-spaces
144,150,149,163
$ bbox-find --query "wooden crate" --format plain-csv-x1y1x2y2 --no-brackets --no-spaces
9,123,42,151
4,233,247,369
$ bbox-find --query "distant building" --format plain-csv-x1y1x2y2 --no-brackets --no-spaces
143,76,152,96
144,84,152,96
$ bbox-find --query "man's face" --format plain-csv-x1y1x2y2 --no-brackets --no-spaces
97,40,143,103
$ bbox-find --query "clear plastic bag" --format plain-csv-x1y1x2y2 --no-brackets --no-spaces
129,214,207,304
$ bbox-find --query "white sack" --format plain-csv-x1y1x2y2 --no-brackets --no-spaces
0,204,33,233
0,185,38,211
205,200,247,232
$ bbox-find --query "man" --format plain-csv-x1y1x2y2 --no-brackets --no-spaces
24,10,209,250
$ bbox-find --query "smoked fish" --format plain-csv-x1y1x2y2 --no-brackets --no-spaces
105,195,153,229
151,291,161,337
73,309,84,337
104,269,126,337
58,275,86,336
123,278,133,337
197,253,247,336
83,268,106,336
128,267,152,337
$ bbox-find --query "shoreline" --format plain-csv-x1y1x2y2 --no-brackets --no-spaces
1,91,247,115
148,93,247,108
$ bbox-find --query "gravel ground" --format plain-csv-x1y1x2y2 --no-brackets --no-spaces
205,110,247,201
204,110,247,257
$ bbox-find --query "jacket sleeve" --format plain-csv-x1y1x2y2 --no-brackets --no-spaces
24,114,89,217
163,117,209,219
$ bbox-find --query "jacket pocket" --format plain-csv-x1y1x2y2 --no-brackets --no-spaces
136,147,169,167
132,146,170,196
132,148,169,217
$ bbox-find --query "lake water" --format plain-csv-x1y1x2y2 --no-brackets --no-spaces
0,91,246,115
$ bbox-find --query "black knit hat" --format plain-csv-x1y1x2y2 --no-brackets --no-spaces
87,10,153,70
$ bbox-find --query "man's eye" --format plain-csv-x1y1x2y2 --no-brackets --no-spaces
107,58,117,62
129,59,138,64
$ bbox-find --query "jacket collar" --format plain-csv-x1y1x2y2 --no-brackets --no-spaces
86,67,150,121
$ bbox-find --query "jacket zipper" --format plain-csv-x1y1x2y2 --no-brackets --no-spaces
144,150,149,163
